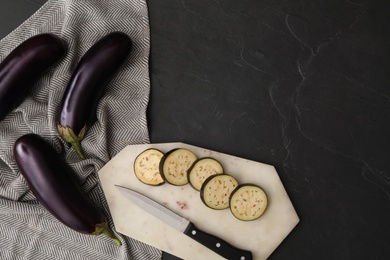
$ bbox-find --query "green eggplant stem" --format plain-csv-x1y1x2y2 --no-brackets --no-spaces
93,220,122,246
57,124,87,159
70,140,86,160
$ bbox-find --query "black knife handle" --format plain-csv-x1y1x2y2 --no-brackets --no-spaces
184,222,253,260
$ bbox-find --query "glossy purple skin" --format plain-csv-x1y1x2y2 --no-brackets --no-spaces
57,31,133,135
0,33,66,120
13,133,104,234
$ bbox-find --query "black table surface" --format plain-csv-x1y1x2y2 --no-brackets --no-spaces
1,1,389,259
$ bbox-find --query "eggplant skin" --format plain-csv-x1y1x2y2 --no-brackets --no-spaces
0,33,66,121
57,31,133,159
13,133,121,245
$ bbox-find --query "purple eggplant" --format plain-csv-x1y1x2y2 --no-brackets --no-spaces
13,133,121,245
0,33,66,120
57,31,133,159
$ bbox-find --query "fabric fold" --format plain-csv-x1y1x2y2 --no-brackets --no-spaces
0,0,159,259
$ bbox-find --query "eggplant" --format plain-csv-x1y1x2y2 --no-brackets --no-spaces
0,33,66,121
187,157,224,191
159,148,198,186
134,148,165,186
57,31,133,159
13,133,121,245
229,184,268,221
200,174,239,210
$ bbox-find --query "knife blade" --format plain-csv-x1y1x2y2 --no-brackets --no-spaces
115,185,253,260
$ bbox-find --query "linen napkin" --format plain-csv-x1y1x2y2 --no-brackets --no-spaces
0,0,161,259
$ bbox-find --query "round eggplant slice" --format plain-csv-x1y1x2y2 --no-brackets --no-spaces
229,184,268,221
159,148,197,186
134,148,165,186
188,157,224,191
200,174,239,210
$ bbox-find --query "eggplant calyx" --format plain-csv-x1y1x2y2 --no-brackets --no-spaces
57,124,87,159
93,220,122,246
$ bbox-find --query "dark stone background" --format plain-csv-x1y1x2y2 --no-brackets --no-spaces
1,1,389,259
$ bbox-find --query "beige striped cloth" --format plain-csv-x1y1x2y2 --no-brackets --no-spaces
0,0,161,259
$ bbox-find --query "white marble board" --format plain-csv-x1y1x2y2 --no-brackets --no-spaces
98,143,299,260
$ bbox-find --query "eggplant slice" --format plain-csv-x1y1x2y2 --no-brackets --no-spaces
134,148,165,186
200,174,239,210
229,184,268,221
188,157,224,191
159,148,197,186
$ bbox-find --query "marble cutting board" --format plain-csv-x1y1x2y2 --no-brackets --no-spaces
98,143,299,260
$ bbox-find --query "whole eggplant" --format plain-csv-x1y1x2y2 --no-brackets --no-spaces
13,133,121,245
0,33,66,120
57,31,133,159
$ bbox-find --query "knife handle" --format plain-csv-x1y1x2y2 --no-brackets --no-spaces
184,222,253,260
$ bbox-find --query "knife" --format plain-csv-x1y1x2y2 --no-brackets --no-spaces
115,185,253,260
